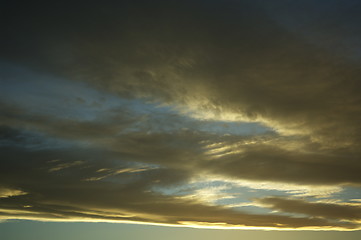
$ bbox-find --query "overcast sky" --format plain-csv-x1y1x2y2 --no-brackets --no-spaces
1,0,361,238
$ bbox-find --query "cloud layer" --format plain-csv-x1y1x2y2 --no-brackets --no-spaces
1,0,361,230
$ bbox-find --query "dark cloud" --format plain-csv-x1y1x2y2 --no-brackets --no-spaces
1,0,361,230
3,103,360,186
0,145,358,230
2,0,361,146
198,141,361,185
0,119,360,229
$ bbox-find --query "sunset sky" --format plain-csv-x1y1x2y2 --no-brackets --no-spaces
1,0,361,239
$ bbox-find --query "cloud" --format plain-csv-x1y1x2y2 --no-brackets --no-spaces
1,0,361,231
0,145,358,230
0,188,27,198
0,126,360,229
3,0,361,146
198,139,361,185
256,197,361,221
2,98,360,187
187,176,343,199
49,160,85,172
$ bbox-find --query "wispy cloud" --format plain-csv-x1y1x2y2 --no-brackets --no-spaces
255,197,361,221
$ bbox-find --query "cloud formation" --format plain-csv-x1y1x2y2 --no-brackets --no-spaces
256,197,361,221
1,0,361,230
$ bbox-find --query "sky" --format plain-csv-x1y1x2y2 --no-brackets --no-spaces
1,0,361,239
